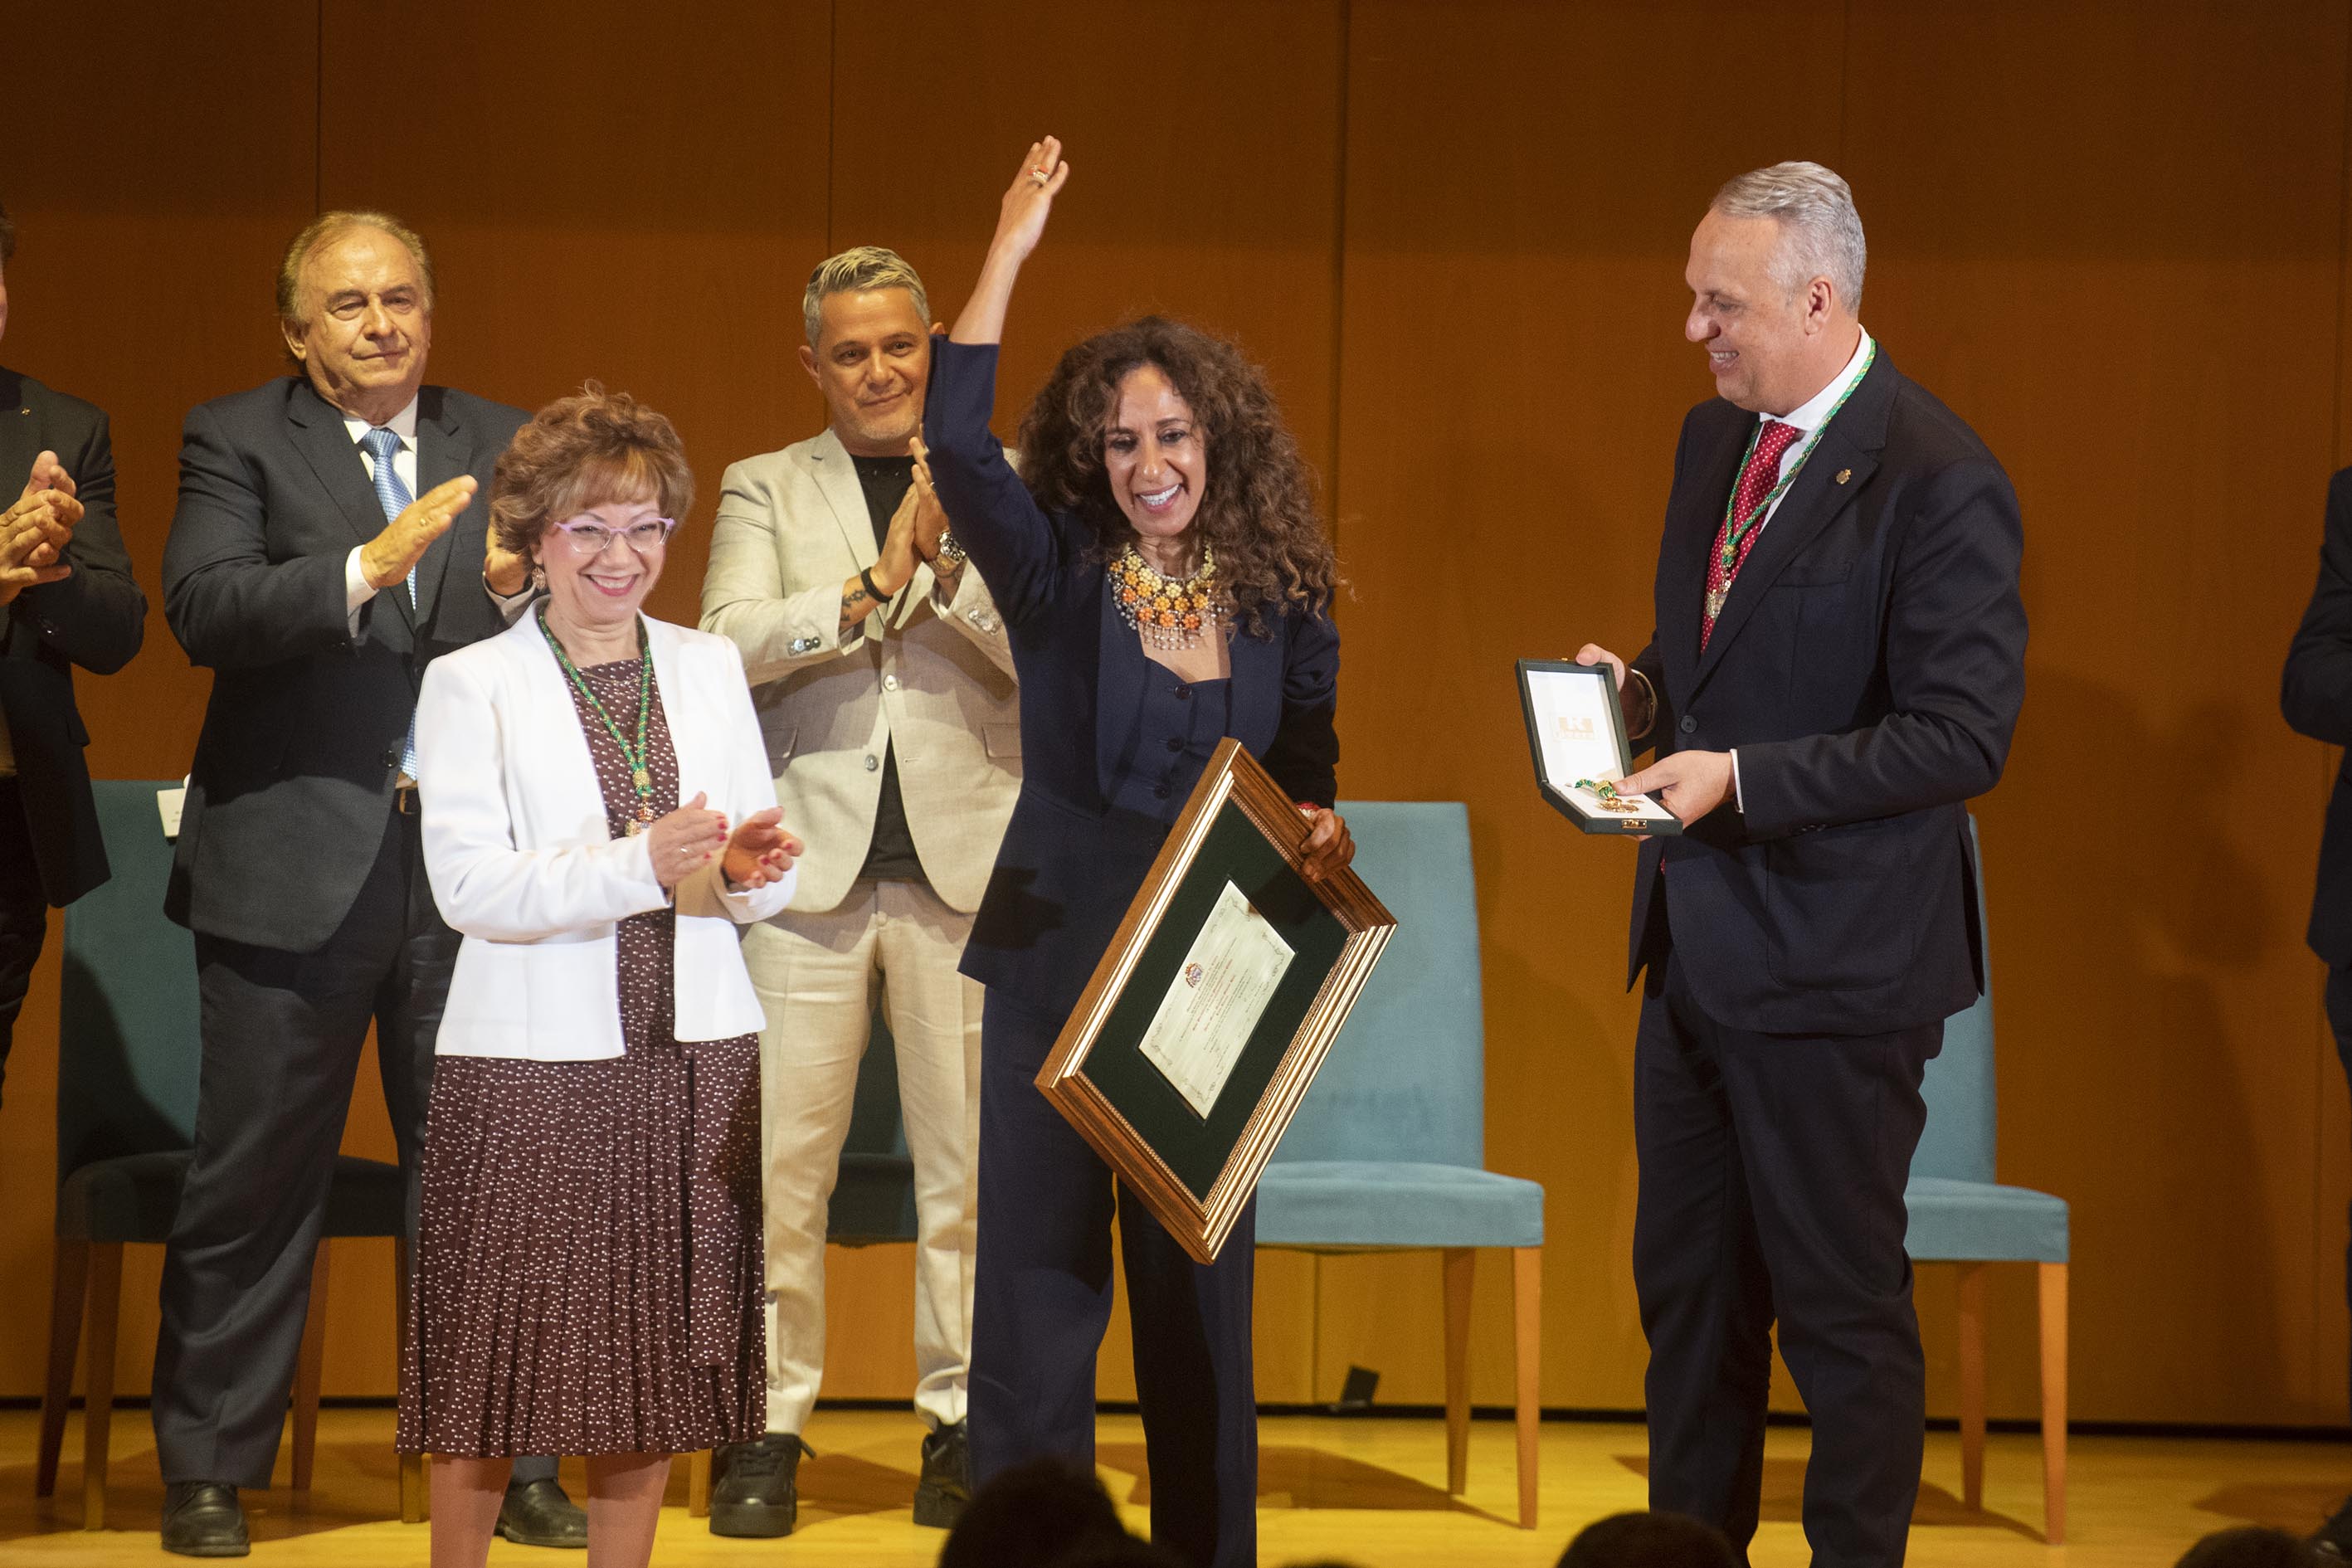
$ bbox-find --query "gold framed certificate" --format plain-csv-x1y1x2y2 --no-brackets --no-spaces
1035,738,1397,1264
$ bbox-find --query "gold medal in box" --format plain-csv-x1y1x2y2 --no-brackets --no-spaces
1514,659,1682,837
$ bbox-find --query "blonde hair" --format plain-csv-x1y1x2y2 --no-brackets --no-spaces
276,210,436,330
801,246,929,345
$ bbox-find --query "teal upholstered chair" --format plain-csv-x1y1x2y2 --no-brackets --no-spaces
1905,816,2069,1543
1255,800,1546,1529
37,781,415,1527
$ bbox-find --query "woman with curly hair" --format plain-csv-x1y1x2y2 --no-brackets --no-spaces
913,138,1353,1568
398,386,801,1567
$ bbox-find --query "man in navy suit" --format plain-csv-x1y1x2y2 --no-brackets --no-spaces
1580,163,2026,1568
151,212,579,1556
0,199,146,1104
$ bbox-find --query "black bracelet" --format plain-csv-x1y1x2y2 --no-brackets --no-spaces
859,566,888,603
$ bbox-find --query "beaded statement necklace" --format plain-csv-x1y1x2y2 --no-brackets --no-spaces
1108,542,1225,651
1705,338,1877,623
538,603,659,835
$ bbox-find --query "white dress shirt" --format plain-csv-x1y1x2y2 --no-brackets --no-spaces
1729,327,1874,811
341,395,533,631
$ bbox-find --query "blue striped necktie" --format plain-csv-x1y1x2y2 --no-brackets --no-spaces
360,426,421,779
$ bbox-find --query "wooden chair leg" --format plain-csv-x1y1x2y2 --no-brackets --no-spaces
80,1243,123,1531
400,1455,428,1525
1440,1249,1473,1496
291,1239,332,1494
688,1449,713,1518
1955,1262,1987,1510
37,1237,90,1499
1512,1246,1541,1531
2038,1262,2068,1546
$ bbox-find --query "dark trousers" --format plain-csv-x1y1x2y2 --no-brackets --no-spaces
151,805,555,1489
1633,952,1940,1568
968,990,1258,1568
0,778,50,1108
2328,963,2352,1420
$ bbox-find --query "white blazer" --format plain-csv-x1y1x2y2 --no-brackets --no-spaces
416,610,796,1060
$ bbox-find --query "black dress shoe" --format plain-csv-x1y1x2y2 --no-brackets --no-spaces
496,1477,588,1549
161,1482,249,1558
913,1422,971,1529
709,1433,811,1538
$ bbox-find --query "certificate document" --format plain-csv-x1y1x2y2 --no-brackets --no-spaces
1139,880,1298,1119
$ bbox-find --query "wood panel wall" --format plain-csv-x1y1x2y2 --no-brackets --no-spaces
2,0,2349,1434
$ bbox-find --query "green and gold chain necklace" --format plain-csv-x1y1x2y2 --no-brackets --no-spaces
538,603,658,835
1707,338,1877,621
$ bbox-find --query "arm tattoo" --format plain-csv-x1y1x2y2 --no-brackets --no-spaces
839,583,874,635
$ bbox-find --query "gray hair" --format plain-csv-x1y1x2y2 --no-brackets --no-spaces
277,209,436,329
801,246,929,345
1712,161,1867,310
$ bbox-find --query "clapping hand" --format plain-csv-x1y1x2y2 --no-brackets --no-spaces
721,807,801,891
907,436,949,561
645,791,730,889
362,475,477,591
0,457,85,604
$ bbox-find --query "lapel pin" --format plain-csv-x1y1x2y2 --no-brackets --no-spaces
1834,468,1852,485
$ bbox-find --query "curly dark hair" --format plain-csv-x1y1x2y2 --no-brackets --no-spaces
1015,315,1335,636
489,382,694,558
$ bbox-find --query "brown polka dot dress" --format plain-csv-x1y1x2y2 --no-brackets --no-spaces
397,652,767,1457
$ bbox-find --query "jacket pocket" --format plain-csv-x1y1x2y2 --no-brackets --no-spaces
1763,816,1921,992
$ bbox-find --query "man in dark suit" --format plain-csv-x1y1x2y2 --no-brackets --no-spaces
152,212,580,1556
1579,163,2026,1568
0,200,147,1103
2283,471,2352,1557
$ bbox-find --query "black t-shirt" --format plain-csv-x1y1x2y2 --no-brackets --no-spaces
850,454,925,884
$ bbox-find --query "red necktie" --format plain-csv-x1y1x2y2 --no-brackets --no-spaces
1702,419,1802,649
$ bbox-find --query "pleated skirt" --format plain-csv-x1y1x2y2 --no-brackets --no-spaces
394,1035,767,1457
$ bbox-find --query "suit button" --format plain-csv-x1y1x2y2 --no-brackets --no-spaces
1678,715,1697,735
380,748,400,767
1165,737,1182,752
864,754,879,772
1153,782,1171,800
883,674,900,692
1173,686,1191,701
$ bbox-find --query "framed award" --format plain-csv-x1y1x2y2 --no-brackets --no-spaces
1517,657,1682,836
1035,738,1398,1264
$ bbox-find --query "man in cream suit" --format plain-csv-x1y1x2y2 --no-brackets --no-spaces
699,246,1017,1537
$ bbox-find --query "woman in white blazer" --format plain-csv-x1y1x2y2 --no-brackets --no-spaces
396,385,801,1568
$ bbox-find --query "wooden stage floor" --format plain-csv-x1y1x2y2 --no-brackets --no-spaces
0,1406,2341,1566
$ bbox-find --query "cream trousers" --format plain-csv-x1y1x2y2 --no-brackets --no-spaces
744,879,982,1434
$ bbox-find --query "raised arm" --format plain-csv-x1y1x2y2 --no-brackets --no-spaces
950,136,1071,347
17,425,146,675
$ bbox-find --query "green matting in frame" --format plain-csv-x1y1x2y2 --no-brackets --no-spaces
1037,738,1397,1264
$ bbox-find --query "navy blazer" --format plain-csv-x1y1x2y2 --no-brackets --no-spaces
923,338,1339,1020
162,377,528,952
1627,349,2027,1037
2283,467,2352,967
0,367,147,906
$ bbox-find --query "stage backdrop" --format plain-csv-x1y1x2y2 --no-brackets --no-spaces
2,0,2347,1432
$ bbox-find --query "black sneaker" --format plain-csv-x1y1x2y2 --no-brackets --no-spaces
495,1477,587,1549
913,1422,971,1529
710,1434,813,1538
161,1482,249,1558
2314,1494,2352,1559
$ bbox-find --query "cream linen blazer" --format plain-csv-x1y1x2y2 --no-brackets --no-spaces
415,611,794,1060
700,426,1020,915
